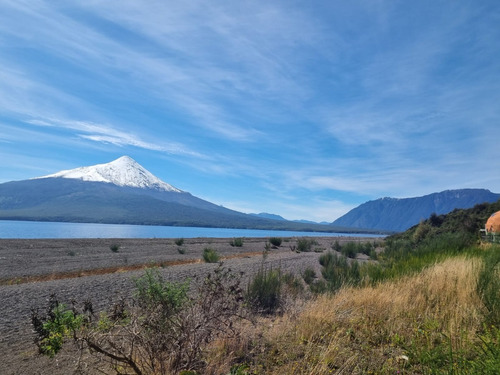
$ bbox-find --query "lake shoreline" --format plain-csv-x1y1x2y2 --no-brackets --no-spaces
0,219,388,239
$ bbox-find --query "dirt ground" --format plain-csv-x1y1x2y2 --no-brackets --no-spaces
0,236,376,375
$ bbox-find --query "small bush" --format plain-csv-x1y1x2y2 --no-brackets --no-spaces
177,247,186,255
282,272,304,297
175,238,185,246
319,252,361,292
203,248,220,263
246,268,282,314
302,267,316,285
134,268,189,313
230,238,244,247
31,295,84,358
332,240,341,251
269,237,282,247
309,279,328,294
296,238,316,252
263,242,270,259
341,242,357,258
413,221,432,243
110,244,120,253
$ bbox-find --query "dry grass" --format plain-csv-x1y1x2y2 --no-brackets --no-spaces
235,256,484,374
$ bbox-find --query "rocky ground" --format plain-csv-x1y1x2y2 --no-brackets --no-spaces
0,236,376,375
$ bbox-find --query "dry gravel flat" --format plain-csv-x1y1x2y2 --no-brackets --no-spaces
0,236,375,375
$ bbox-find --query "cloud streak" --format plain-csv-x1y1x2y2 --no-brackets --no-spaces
26,118,204,158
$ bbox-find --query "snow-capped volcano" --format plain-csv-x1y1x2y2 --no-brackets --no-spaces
36,156,182,193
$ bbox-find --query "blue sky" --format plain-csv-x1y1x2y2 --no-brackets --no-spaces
1,1,499,222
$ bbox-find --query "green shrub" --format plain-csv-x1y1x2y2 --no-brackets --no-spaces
246,267,282,314
341,242,357,258
177,247,186,255
309,279,328,294
269,237,282,247
319,252,361,292
110,244,120,253
134,268,189,314
230,238,244,247
281,272,304,296
31,296,84,357
302,267,316,285
332,240,341,251
334,241,375,258
360,242,374,255
413,221,432,243
296,238,316,252
203,248,220,263
175,238,185,246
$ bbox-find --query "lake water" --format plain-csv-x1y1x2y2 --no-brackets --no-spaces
0,220,382,239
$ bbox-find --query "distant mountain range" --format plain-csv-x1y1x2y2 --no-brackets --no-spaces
331,189,500,232
249,212,287,221
0,156,368,234
250,213,329,225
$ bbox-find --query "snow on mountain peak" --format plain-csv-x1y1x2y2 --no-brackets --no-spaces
36,156,182,192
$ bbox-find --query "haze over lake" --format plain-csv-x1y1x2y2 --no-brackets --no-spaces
0,220,383,239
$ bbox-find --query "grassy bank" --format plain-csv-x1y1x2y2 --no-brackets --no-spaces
226,252,498,374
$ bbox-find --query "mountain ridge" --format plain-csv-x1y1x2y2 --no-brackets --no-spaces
249,213,287,221
331,188,500,232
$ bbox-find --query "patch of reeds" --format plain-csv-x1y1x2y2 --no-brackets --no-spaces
246,267,282,314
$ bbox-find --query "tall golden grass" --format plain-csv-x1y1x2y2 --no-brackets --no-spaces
212,256,485,374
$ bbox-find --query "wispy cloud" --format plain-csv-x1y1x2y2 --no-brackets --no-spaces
26,118,204,158
0,2,364,147
0,2,265,141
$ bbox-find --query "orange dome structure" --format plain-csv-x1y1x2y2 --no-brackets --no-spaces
485,211,500,234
